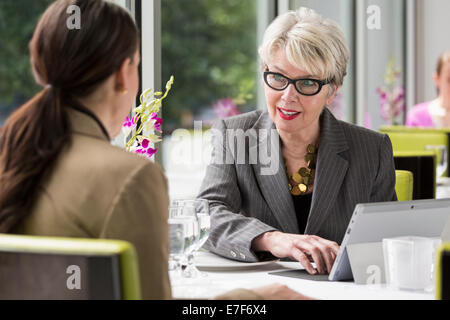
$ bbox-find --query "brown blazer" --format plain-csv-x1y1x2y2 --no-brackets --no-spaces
13,108,260,300
13,108,171,299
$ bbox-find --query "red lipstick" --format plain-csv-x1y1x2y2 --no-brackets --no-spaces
277,107,301,120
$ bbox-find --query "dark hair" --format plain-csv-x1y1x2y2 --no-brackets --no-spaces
0,0,139,232
436,51,450,76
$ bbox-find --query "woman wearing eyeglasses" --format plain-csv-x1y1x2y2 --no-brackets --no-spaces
198,7,397,275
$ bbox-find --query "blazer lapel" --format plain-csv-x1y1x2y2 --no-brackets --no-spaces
252,112,299,234
305,109,349,235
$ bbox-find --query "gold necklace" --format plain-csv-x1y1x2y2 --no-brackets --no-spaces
285,144,318,196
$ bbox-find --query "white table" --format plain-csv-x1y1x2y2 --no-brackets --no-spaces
171,259,434,300
437,178,450,198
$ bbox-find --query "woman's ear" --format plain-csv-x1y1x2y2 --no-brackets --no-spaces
114,57,132,94
326,84,338,105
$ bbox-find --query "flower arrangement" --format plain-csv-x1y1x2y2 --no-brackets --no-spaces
377,58,405,125
212,98,241,119
122,76,174,158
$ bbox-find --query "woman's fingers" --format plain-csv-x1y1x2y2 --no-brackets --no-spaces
264,233,341,275
309,236,340,272
290,246,317,274
307,238,334,273
298,240,328,274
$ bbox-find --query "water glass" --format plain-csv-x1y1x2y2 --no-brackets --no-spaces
168,218,185,276
425,144,448,178
172,199,211,278
383,236,441,291
194,199,211,251
176,201,200,278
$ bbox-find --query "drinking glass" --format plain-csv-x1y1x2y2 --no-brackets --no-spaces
193,199,211,252
177,201,201,278
168,217,185,277
383,236,440,291
425,144,448,179
189,199,211,277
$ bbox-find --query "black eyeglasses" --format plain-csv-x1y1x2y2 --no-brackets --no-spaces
263,71,330,96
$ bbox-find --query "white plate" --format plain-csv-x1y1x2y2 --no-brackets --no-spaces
192,251,279,271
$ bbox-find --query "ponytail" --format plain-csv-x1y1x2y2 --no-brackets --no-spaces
0,0,138,232
0,87,70,232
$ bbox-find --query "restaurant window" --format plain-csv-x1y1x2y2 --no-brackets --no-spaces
0,0,54,125
287,0,356,123
160,0,268,199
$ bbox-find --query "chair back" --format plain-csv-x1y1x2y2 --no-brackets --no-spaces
381,129,449,178
0,234,141,300
380,125,450,134
393,151,436,199
395,170,413,201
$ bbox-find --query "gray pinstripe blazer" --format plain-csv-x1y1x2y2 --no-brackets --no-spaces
198,108,397,262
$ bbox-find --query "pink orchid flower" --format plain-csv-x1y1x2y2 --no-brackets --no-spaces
123,115,138,128
212,98,240,119
135,139,157,159
150,112,163,133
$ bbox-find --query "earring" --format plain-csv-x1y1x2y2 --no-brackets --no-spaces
116,85,128,95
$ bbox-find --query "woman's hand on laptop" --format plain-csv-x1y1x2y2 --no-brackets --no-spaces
252,231,340,274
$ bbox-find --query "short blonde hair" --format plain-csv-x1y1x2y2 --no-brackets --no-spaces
259,7,350,87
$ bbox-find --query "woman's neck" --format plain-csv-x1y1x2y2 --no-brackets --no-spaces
279,123,320,160
77,89,118,138
438,96,450,110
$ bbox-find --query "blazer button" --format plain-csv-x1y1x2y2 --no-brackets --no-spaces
239,253,246,260
230,250,237,258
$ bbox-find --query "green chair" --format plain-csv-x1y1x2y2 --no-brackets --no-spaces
0,234,141,300
395,170,413,201
381,127,449,178
380,125,450,135
393,151,436,199
435,242,450,300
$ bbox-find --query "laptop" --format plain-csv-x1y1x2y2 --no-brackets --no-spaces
328,199,450,281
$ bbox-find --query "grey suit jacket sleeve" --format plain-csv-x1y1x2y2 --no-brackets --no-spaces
370,134,398,202
198,120,277,262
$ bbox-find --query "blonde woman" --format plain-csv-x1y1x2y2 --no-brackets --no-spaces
199,7,397,275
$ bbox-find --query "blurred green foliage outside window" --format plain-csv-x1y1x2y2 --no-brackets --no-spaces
0,0,54,125
161,0,258,133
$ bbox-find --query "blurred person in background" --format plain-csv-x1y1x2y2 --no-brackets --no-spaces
406,51,450,127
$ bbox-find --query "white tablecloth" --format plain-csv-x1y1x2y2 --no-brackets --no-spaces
171,259,434,300
437,179,450,198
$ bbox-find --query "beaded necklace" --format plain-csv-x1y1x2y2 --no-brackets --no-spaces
285,144,318,196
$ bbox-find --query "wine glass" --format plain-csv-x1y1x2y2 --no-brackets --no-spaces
178,199,211,278
177,201,201,278
168,206,183,278
168,216,185,278
193,199,210,251
190,199,211,277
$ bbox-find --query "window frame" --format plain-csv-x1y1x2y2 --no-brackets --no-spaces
139,0,276,166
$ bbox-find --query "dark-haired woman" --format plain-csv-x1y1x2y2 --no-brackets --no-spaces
0,0,308,300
